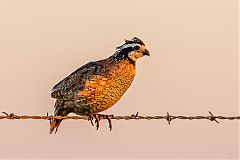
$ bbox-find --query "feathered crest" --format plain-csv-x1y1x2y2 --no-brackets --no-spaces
116,37,145,49
124,37,145,45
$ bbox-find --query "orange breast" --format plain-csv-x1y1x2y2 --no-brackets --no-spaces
76,60,136,113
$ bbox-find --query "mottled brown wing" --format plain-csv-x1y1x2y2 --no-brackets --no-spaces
51,61,107,99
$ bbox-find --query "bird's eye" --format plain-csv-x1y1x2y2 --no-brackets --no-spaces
134,46,140,50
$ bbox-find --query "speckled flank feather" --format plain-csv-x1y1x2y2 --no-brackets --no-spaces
50,37,149,133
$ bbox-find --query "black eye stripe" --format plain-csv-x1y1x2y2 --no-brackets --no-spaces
134,46,140,50
122,47,134,52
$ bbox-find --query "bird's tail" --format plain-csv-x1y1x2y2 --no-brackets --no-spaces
49,118,63,134
49,99,70,134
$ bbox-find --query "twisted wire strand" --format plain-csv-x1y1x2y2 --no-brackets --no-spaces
0,111,239,124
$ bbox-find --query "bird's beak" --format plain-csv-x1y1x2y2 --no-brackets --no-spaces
143,49,150,56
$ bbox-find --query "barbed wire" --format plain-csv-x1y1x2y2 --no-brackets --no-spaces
0,111,240,125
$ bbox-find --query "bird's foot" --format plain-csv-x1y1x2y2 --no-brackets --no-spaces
88,114,114,131
97,114,114,131
88,114,102,130
94,114,101,130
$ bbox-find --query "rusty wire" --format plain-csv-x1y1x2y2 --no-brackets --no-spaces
0,111,239,125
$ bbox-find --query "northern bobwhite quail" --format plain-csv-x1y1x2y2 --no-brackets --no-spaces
50,37,149,133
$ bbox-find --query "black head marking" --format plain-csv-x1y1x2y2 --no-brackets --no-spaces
113,37,146,64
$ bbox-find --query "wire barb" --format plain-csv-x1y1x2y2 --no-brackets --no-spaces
131,112,139,118
165,112,172,125
2,112,16,119
208,111,219,123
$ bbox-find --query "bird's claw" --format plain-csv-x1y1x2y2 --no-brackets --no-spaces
88,114,95,126
106,114,113,131
94,114,100,130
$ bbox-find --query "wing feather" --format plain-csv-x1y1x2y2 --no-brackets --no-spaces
51,61,106,99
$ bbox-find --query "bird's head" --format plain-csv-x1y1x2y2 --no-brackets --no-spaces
114,37,150,63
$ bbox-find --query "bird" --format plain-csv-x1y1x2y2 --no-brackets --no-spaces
50,37,150,134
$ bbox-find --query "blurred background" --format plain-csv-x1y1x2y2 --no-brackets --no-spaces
0,0,238,159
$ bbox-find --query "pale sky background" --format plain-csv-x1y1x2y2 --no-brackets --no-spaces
0,0,239,159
